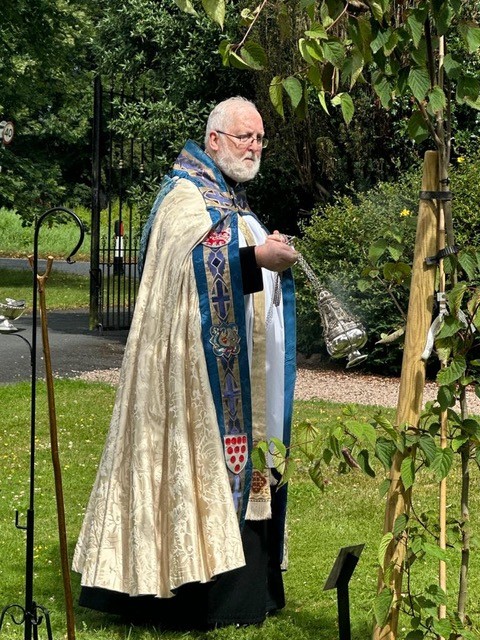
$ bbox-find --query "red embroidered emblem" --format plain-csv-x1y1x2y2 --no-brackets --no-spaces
224,434,248,474
203,228,231,247
251,470,268,494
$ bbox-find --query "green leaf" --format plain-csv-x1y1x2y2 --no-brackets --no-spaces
201,0,225,27
408,67,431,102
323,40,345,67
357,449,376,477
423,542,448,561
436,385,455,411
436,315,464,339
437,355,467,385
383,262,411,284
407,111,429,143
298,38,317,65
418,434,437,464
375,437,396,470
357,278,373,292
430,447,454,481
444,53,463,80
269,77,284,118
373,73,393,109
331,92,354,125
448,281,468,315
374,414,398,442
282,76,303,110
432,618,452,637
393,513,409,537
369,237,388,263
308,459,324,489
277,456,296,487
401,456,415,491
317,90,330,114
297,419,320,459
174,0,198,15
371,28,390,55
305,23,328,39
251,445,266,471
405,631,424,640
240,41,267,70
457,75,480,102
373,587,393,625
369,0,385,22
407,11,426,48
379,478,391,499
428,86,446,113
458,20,480,53
458,249,479,280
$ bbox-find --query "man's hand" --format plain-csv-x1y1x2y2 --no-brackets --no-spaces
254,231,299,272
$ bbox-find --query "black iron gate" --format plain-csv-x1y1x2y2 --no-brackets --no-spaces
89,76,158,330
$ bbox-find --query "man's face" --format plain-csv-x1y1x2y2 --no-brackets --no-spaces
212,107,264,183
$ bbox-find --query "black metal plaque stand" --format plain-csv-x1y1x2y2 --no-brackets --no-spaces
323,544,365,640
0,207,84,640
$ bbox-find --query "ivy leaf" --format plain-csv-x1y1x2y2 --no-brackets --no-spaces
282,76,303,110
408,67,430,102
201,0,225,28
437,355,466,385
430,447,454,481
269,76,284,118
401,456,415,491
373,587,393,626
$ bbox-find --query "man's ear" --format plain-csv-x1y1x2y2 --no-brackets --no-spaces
208,130,220,152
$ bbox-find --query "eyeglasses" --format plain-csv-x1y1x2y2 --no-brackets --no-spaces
216,130,269,149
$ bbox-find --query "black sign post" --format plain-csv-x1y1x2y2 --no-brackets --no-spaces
323,544,365,640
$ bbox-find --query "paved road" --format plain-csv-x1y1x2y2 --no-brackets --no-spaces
0,257,90,276
0,310,127,384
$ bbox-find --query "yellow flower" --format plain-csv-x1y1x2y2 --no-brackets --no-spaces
457,156,465,163
400,208,411,217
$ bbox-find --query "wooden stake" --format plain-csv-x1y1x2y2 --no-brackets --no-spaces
373,150,439,640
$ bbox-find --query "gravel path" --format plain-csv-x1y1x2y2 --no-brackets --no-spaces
77,359,480,412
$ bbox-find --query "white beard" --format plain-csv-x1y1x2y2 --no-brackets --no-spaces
215,147,261,183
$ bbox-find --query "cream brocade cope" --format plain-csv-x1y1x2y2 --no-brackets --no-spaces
72,179,245,598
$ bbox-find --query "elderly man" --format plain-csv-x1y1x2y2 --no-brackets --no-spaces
73,96,298,629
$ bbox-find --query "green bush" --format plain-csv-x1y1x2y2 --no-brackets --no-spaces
296,149,480,374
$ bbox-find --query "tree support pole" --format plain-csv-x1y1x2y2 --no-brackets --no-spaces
373,150,439,640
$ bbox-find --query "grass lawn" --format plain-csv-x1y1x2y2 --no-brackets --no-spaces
0,268,90,309
0,382,479,639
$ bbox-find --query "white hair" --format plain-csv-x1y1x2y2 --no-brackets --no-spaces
204,97,259,149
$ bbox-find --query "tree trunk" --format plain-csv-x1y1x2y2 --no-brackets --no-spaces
373,150,439,640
